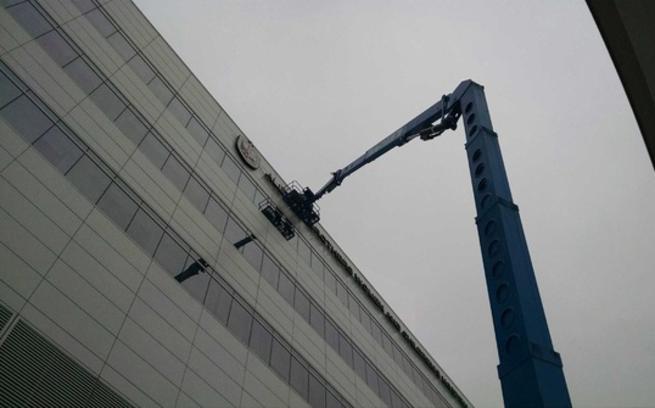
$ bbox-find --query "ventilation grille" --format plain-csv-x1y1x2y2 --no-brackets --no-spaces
0,319,132,408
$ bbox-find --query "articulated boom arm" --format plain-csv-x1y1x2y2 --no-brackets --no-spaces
311,80,472,201
284,80,571,408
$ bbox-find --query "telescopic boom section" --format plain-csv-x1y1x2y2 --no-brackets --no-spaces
312,80,472,202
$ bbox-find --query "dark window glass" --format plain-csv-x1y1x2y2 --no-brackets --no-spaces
183,177,209,211
128,55,155,83
154,233,187,276
115,107,148,145
1,95,53,144
359,309,371,333
36,30,77,66
33,126,82,173
90,83,125,121
220,154,240,184
224,217,246,244
238,175,256,201
64,57,101,94
97,182,137,230
338,335,353,367
243,243,263,271
294,290,310,323
186,117,208,147
167,97,191,125
347,294,360,321
277,273,295,305
107,31,135,61
204,198,228,233
261,254,279,288
161,155,189,191
86,9,115,37
270,338,290,382
290,357,308,399
308,374,326,408
249,319,272,363
370,322,382,345
324,320,339,351
382,334,393,356
139,133,168,168
204,279,231,324
365,363,379,395
353,349,366,380
297,239,310,264
66,155,110,203
7,2,51,38
0,71,21,108
310,253,324,279
379,378,392,406
336,282,347,306
325,390,341,408
72,0,95,13
203,138,224,166
179,256,210,303
148,77,172,106
126,209,163,256
324,271,336,294
227,299,252,345
309,304,324,337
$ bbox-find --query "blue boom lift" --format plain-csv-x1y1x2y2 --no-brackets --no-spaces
280,80,572,407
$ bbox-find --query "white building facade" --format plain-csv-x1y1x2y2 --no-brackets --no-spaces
0,1,470,407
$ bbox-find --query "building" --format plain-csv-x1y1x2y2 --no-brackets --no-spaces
0,1,470,407
586,0,655,170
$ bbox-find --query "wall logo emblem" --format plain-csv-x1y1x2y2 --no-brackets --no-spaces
235,134,260,169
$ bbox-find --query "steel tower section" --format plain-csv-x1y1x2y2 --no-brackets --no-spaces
458,82,571,407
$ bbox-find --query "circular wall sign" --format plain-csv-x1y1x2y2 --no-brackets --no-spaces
235,134,260,169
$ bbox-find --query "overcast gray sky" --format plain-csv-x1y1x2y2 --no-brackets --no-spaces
134,1,655,406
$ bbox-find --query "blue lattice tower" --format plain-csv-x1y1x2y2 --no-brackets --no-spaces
459,82,571,407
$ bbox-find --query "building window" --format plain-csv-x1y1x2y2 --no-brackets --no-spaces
147,77,173,106
261,254,280,289
66,155,111,204
167,97,191,125
115,108,148,145
107,31,135,61
204,198,228,233
277,273,295,306
90,83,125,121
85,8,115,37
1,95,53,144
97,182,138,230
249,319,272,363
309,304,324,337
64,57,102,94
183,176,209,212
243,242,263,271
186,117,208,147
204,279,232,325
7,2,51,38
139,133,169,168
293,289,310,322
128,55,155,83
125,209,163,256
33,126,83,173
308,373,326,408
154,233,188,276
161,155,189,192
270,338,291,382
36,30,78,66
226,299,252,345
290,357,309,399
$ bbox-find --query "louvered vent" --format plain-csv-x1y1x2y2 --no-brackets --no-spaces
0,319,132,408
0,303,12,333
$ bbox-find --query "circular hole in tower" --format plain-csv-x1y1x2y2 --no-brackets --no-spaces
505,334,521,354
477,178,488,192
475,162,485,177
496,283,510,303
488,240,500,257
492,261,505,278
484,220,497,236
467,114,476,125
501,308,515,328
472,149,482,162
470,125,479,136
465,102,473,114
480,194,491,209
